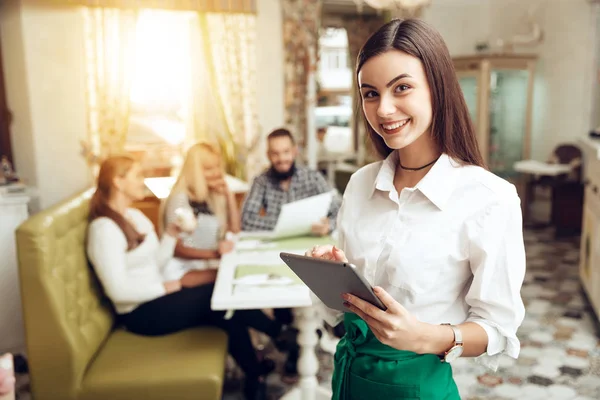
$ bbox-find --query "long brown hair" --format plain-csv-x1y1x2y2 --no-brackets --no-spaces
356,19,486,168
166,142,228,237
89,155,145,250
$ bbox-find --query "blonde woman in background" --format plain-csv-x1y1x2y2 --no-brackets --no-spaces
163,143,299,378
162,142,239,287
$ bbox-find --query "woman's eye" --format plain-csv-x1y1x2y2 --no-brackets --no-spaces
363,91,378,99
395,84,411,92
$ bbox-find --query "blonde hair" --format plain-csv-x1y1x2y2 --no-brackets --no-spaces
167,142,228,237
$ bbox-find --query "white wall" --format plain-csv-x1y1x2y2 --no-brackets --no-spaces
489,0,597,160
422,0,492,56
0,0,91,211
254,0,285,172
422,0,597,161
0,0,38,198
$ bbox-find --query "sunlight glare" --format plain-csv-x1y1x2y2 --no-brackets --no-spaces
130,10,193,144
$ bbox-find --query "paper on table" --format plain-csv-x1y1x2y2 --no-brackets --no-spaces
233,274,295,286
269,191,335,240
239,235,335,252
233,250,288,265
232,268,302,298
233,284,308,297
235,240,278,251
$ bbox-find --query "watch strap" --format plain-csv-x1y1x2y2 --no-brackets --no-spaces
441,323,463,346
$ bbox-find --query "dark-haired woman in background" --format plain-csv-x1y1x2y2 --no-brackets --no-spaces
86,155,282,400
308,19,526,399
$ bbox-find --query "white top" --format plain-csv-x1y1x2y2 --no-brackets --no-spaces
87,208,177,314
161,191,221,280
320,152,526,370
165,191,221,252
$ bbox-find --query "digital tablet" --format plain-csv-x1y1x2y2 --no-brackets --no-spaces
279,252,387,312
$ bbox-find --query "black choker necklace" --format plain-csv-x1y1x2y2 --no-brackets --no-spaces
398,157,439,171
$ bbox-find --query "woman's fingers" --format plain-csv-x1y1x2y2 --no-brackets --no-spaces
308,245,334,258
332,246,348,262
304,245,348,262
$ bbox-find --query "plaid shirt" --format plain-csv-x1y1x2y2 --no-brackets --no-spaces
241,166,342,232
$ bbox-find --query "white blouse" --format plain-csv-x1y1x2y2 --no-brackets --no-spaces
87,208,177,314
322,152,526,369
161,191,222,281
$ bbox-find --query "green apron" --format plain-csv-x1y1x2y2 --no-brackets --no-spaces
332,313,461,400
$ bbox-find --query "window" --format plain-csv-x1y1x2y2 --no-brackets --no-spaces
318,28,351,90
316,28,353,155
126,10,195,174
338,49,347,69
84,8,257,178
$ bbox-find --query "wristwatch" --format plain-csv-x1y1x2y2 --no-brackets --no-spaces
440,324,463,363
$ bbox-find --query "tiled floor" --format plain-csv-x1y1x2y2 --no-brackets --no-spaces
223,228,600,399
14,228,600,399
451,228,600,400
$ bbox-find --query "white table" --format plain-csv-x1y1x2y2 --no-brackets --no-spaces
513,159,574,225
144,175,250,199
211,236,333,400
513,159,572,176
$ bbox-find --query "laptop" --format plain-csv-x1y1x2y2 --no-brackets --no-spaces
242,190,335,240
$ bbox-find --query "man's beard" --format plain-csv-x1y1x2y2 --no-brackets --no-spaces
268,162,296,181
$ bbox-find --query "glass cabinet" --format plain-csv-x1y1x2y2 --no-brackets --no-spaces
454,55,537,179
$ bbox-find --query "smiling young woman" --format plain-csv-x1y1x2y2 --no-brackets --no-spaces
307,19,526,400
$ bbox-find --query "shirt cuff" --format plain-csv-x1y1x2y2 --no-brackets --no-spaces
467,318,521,371
130,281,166,305
472,320,506,356
153,281,168,298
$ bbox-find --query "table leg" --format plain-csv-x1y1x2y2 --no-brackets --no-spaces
526,177,533,224
281,306,332,400
516,173,532,225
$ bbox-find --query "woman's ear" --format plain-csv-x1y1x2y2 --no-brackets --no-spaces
112,176,122,192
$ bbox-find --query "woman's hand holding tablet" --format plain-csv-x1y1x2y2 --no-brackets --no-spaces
297,245,432,353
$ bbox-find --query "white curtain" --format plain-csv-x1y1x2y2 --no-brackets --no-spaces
84,8,259,179
187,13,259,179
83,8,138,171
